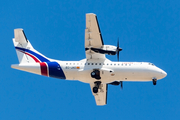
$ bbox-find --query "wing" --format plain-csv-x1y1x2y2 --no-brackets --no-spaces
90,83,108,106
85,13,106,59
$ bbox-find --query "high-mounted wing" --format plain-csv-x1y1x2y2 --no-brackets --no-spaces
85,13,106,59
90,83,108,106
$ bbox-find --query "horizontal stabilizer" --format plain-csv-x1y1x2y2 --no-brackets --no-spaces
11,64,41,75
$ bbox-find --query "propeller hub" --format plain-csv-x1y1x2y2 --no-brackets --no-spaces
117,38,122,61
118,47,122,51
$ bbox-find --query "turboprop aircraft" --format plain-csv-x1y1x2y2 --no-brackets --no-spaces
11,13,167,106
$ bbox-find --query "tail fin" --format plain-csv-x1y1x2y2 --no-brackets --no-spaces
13,29,50,64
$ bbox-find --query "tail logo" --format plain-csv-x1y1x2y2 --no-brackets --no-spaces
15,47,50,62
15,47,66,79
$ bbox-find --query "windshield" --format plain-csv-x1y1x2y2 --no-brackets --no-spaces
148,63,155,66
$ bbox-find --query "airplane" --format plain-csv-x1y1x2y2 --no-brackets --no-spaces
11,13,167,106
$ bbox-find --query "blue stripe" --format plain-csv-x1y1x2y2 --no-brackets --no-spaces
47,62,66,79
15,47,50,62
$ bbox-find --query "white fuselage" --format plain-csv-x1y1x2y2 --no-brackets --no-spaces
12,58,167,84
58,59,166,83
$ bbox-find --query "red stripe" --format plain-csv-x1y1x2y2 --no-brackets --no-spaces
25,52,41,63
17,49,48,76
40,62,48,76
17,49,41,63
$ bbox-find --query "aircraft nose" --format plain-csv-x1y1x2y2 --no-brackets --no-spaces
161,70,167,78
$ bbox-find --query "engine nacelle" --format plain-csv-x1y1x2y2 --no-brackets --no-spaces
90,45,118,55
109,81,120,85
103,45,117,55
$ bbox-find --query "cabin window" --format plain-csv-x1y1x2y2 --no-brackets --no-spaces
107,63,109,65
66,63,68,65
99,63,101,65
92,63,94,65
110,64,112,66
95,63,97,65
73,63,75,65
118,64,119,66
114,64,116,66
70,63,71,65
121,64,123,66
77,63,79,65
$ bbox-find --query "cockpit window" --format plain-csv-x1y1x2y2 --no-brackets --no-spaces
149,63,155,66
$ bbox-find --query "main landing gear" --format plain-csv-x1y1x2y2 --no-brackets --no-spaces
91,69,101,80
91,69,102,93
152,78,157,85
93,81,101,93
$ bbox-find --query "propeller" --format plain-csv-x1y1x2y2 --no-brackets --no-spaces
116,38,123,89
120,81,123,89
117,38,122,61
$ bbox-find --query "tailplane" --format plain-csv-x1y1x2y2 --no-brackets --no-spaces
13,29,50,64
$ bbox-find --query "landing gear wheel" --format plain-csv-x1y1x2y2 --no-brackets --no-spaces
92,81,101,93
152,78,157,85
91,70,101,80
91,72,95,76
93,87,98,93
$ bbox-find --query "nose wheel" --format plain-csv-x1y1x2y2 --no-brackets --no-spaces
152,78,157,85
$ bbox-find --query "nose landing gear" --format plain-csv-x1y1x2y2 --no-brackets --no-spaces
152,78,157,85
91,69,102,93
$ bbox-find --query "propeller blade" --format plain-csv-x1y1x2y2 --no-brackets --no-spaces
117,50,119,61
117,38,120,61
120,81,123,89
117,38,119,48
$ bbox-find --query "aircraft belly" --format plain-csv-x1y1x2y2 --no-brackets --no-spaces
74,69,118,84
62,66,160,83
63,69,78,80
113,67,154,81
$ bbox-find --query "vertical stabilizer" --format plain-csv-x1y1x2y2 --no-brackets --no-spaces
13,29,50,64
14,29,28,44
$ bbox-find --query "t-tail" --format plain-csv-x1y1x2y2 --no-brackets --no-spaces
11,29,66,79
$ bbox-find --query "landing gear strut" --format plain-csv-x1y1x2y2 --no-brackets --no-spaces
93,81,101,93
152,78,157,85
91,69,101,80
